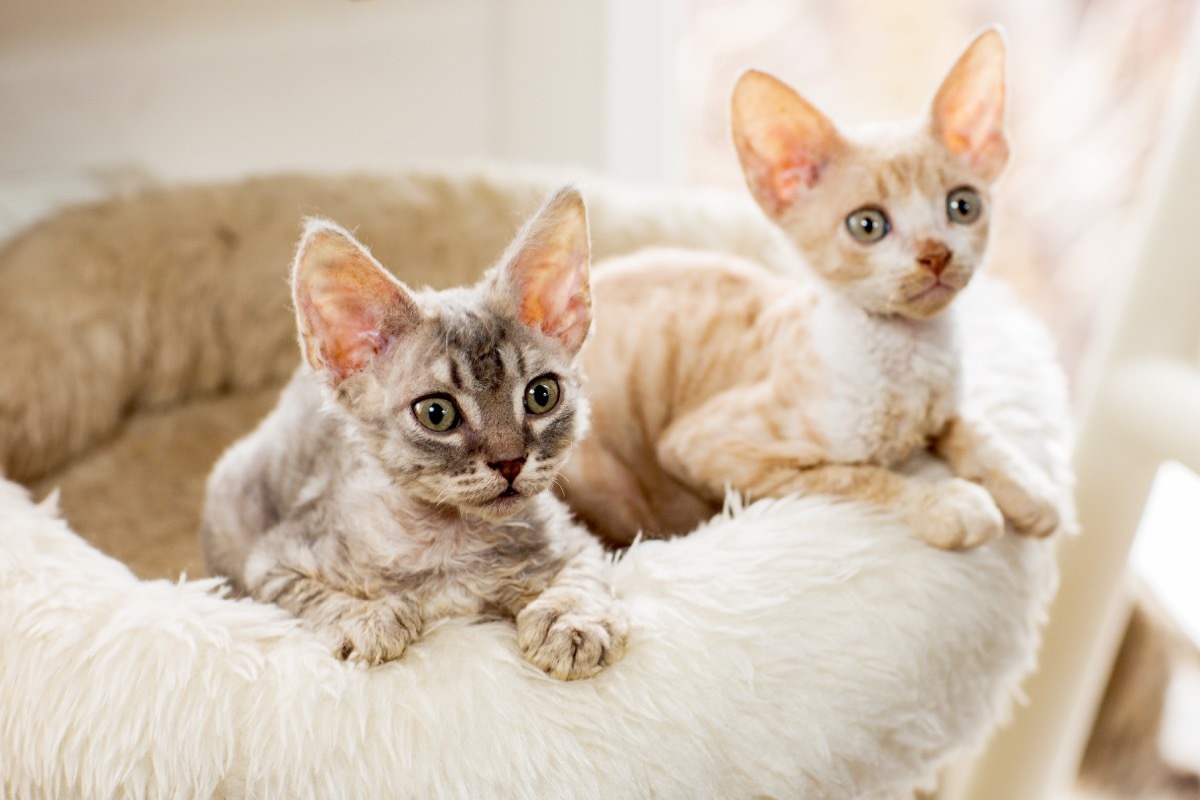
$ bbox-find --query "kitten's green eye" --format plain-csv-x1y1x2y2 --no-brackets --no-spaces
947,187,982,224
412,396,460,432
524,375,560,415
846,208,890,244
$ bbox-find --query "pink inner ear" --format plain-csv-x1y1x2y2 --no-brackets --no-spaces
733,73,837,217
294,227,416,383
936,100,1007,180
933,33,1008,179
518,246,591,354
503,189,592,355
302,279,394,381
768,153,822,214
742,144,823,217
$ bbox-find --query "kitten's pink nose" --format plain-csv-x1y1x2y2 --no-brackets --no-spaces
917,241,952,276
488,458,526,484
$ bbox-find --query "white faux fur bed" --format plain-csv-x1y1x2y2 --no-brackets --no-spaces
0,288,1069,799
0,165,1075,796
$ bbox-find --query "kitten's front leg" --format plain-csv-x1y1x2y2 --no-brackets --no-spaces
515,534,628,680
934,415,1060,538
657,396,1003,550
759,462,1004,550
250,559,423,665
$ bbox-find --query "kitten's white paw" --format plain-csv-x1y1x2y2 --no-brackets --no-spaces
517,588,628,680
921,478,1004,550
986,469,1061,539
316,598,422,666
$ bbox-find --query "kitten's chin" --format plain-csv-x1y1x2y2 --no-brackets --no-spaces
890,277,968,319
897,286,959,318
463,490,533,521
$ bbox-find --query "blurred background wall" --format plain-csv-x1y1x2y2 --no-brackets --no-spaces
0,0,680,182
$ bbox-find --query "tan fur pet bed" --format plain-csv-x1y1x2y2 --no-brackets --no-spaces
0,168,1073,798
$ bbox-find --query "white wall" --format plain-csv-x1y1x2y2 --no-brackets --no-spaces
0,0,681,183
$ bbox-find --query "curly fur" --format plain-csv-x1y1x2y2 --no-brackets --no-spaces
0,167,1071,798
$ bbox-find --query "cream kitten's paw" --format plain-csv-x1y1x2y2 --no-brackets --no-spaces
921,478,1005,550
316,598,422,666
517,588,629,680
985,469,1061,539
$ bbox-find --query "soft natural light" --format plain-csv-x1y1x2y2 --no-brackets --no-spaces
1130,461,1200,645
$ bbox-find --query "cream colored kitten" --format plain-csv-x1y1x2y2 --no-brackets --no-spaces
202,188,627,678
562,28,1059,549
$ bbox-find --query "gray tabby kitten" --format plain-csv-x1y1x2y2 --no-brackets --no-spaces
201,188,627,679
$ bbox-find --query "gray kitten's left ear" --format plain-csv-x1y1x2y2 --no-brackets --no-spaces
495,187,592,356
930,26,1010,181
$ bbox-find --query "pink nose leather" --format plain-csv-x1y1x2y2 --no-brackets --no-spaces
489,458,526,484
917,241,952,276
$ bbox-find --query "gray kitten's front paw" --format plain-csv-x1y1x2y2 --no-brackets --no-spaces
920,477,1004,550
517,588,628,680
315,598,422,666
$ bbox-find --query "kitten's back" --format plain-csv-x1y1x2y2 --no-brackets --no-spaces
566,248,799,539
201,370,333,588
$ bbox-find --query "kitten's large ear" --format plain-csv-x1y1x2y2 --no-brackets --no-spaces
292,219,420,383
732,69,843,217
930,26,1009,181
494,187,592,356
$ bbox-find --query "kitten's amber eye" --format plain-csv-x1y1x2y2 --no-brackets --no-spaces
947,187,982,224
412,396,460,432
846,208,890,244
524,375,560,415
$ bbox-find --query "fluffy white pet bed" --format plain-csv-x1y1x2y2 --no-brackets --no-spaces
0,171,1071,799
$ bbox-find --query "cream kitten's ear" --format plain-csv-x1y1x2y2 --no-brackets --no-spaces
292,219,420,382
930,27,1009,181
495,187,592,356
732,69,843,216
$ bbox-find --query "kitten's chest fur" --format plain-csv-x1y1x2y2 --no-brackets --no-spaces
326,469,562,615
360,490,564,616
803,291,962,464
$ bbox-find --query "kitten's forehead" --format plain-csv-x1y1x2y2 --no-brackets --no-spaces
404,285,549,394
432,316,512,389
436,300,508,357
835,125,977,204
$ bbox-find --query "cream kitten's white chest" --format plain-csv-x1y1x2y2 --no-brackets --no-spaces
807,291,961,465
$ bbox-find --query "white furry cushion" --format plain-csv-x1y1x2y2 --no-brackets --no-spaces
0,274,1070,799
